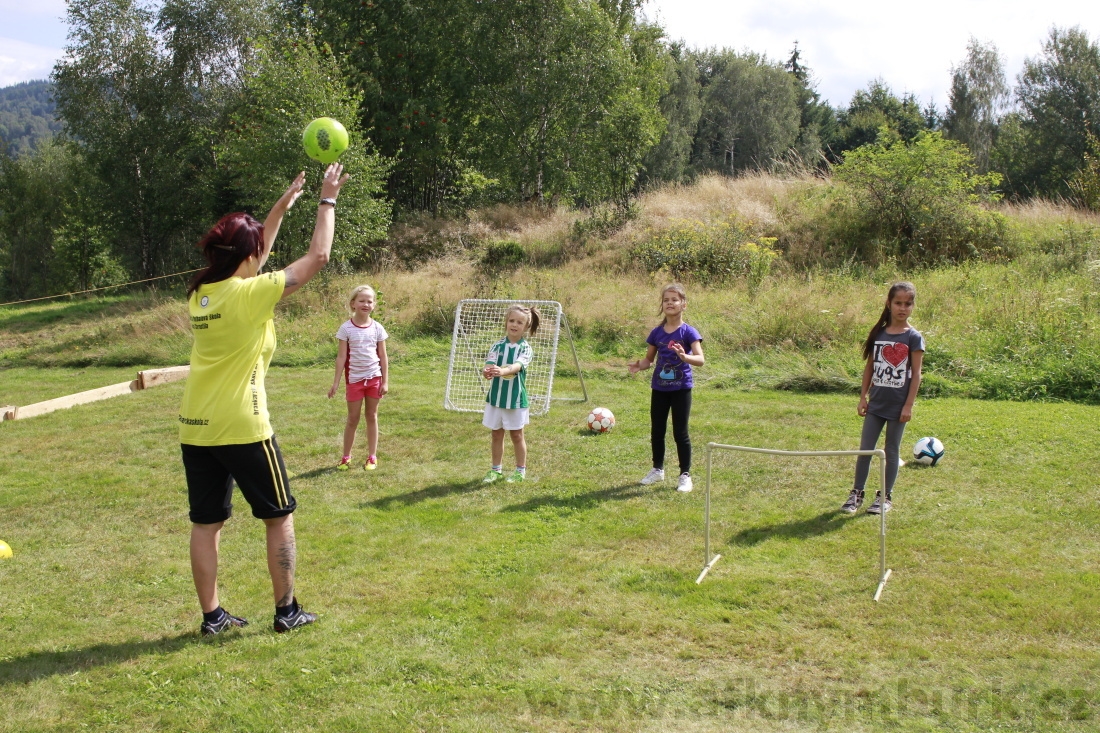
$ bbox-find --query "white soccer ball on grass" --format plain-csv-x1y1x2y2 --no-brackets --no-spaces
586,407,615,433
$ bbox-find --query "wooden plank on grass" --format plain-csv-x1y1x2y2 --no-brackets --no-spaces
12,380,141,420
138,365,189,390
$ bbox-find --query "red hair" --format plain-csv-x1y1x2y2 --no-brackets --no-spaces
187,213,265,298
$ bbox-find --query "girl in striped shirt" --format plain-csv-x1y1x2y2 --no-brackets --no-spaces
481,304,540,483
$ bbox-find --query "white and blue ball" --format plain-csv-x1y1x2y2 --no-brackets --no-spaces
912,436,945,466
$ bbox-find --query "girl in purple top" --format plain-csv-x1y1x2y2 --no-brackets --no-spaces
628,283,705,492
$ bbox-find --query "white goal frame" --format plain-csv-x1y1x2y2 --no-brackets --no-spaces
697,442,892,601
444,299,587,416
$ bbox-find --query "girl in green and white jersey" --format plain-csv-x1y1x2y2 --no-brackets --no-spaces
480,304,540,484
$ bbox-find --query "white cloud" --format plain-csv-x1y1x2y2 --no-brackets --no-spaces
0,0,67,14
645,0,1100,108
0,37,63,87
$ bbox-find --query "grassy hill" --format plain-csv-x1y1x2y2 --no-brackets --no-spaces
3,175,1100,403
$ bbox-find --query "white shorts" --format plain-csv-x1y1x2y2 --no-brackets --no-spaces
482,405,530,431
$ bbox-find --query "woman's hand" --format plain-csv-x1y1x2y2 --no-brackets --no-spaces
380,380,389,397
279,172,306,211
857,396,869,417
262,172,307,266
483,365,503,379
627,359,648,374
670,342,687,360
899,405,913,423
280,164,350,299
321,163,350,201
328,382,339,399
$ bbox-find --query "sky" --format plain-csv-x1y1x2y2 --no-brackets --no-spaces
2,0,1099,109
644,0,1100,109
0,0,68,87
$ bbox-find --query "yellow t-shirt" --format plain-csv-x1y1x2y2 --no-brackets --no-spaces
178,271,285,446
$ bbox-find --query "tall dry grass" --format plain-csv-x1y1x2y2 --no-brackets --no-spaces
382,173,822,273
632,172,818,231
998,198,1100,229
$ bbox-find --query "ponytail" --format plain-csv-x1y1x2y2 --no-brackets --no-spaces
861,305,891,361
529,307,540,337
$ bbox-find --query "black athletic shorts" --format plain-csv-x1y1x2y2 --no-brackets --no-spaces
181,436,296,524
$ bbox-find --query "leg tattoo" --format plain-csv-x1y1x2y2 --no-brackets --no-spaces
275,527,296,607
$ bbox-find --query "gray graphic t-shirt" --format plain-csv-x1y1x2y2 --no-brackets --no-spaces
866,327,925,421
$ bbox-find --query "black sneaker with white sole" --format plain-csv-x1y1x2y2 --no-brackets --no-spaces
201,610,248,636
840,490,864,514
866,491,892,514
274,598,317,633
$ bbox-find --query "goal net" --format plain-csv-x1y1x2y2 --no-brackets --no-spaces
444,299,586,416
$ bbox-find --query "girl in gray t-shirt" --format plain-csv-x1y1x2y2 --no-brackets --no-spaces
842,282,925,515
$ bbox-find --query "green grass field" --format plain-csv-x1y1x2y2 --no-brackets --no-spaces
2,349,1099,732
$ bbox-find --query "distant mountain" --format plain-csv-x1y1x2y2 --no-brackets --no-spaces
0,80,62,156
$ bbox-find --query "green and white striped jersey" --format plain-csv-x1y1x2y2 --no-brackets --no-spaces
484,337,533,409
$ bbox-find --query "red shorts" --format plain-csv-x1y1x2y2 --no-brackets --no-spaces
347,376,383,401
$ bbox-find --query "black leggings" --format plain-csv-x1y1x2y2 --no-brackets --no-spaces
651,388,692,475
853,413,907,497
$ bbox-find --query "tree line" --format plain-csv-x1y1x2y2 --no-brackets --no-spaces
1,0,1099,300
0,81,62,157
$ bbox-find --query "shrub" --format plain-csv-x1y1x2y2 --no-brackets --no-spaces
826,130,1009,265
1070,131,1100,212
385,215,485,269
586,318,636,355
742,239,779,292
629,218,778,285
479,240,528,273
571,201,639,243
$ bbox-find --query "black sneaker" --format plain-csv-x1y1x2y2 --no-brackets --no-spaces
201,611,248,636
866,492,892,515
274,598,317,633
840,490,864,514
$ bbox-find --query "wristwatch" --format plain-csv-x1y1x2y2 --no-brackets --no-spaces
320,197,336,207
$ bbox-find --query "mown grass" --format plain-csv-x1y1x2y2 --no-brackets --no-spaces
1,350,1099,731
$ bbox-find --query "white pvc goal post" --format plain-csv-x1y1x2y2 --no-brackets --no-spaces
444,299,587,416
697,443,893,602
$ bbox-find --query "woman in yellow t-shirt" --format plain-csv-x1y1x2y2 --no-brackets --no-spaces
180,163,348,635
